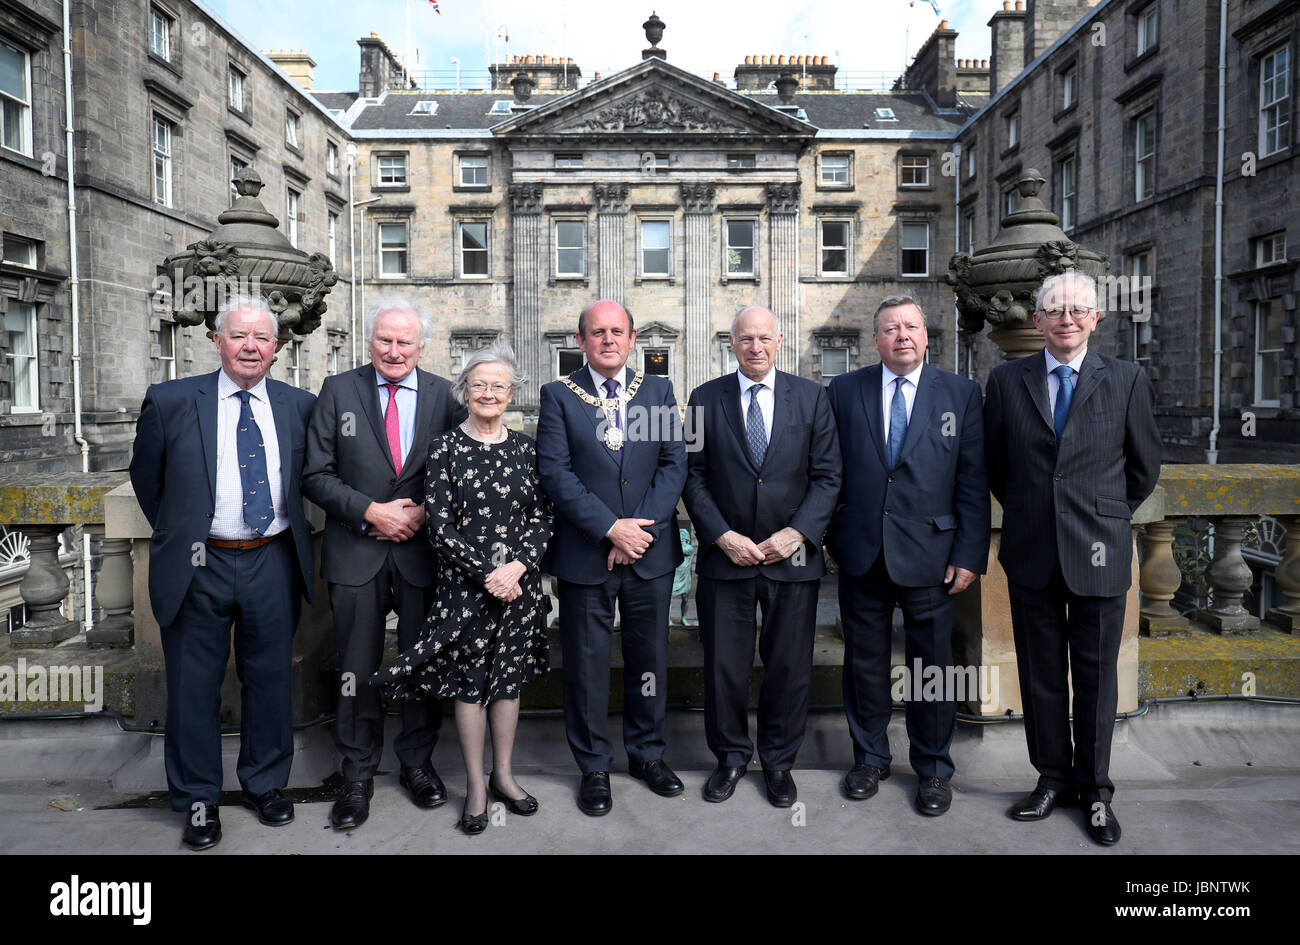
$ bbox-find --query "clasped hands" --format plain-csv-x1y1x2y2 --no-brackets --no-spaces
484,560,527,602
364,498,425,541
606,517,657,571
716,526,805,567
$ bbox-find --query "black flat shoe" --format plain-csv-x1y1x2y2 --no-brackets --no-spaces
489,772,539,816
762,767,797,808
458,798,488,835
628,759,684,797
181,804,221,850
702,765,746,803
914,776,952,816
242,788,294,826
400,763,448,809
1008,786,1077,821
331,779,374,830
844,764,889,801
577,771,612,816
1083,800,1122,846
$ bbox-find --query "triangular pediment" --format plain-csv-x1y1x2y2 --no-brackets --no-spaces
493,57,814,142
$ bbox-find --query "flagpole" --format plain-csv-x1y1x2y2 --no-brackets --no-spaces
405,0,413,87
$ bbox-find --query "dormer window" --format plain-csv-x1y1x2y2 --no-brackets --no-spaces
409,100,436,115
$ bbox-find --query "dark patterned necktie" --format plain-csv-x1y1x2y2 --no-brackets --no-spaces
602,377,622,457
237,390,273,534
888,377,908,468
1053,365,1075,438
746,385,768,467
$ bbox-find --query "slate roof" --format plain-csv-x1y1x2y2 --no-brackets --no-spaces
330,87,967,135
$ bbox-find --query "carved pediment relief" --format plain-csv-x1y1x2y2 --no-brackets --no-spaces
573,88,745,135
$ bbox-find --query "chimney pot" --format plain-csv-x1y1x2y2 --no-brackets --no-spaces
1002,1,1010,9
1014,0,1023,9
940,19,948,29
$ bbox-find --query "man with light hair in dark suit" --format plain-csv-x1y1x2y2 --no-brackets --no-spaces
984,270,1161,846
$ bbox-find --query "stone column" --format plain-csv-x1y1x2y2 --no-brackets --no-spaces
510,183,544,409
766,182,800,374
1138,518,1190,636
13,525,76,646
1267,516,1300,632
594,184,629,306
1202,516,1261,633
84,524,134,648
681,183,715,397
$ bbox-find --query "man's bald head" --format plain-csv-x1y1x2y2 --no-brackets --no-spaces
578,299,634,338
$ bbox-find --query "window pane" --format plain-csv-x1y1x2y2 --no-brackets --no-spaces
642,221,669,274
558,350,583,376
821,221,848,273
461,222,488,275
556,221,584,249
901,222,928,275
460,155,488,185
1,98,20,151
0,41,24,100
822,347,848,375
727,221,754,274
645,348,669,375
643,249,669,275
462,222,487,252
822,154,849,183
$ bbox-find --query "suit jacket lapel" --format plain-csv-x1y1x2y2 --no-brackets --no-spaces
721,373,758,472
353,364,396,475
1022,354,1055,432
267,380,294,495
760,372,791,470
1067,349,1106,420
575,366,621,470
897,364,937,465
858,365,889,468
195,371,219,502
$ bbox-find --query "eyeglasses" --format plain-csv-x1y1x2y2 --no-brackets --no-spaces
468,382,512,394
1038,307,1098,320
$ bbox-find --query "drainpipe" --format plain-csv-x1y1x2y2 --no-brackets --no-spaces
347,143,358,368
952,141,961,375
1207,0,1227,464
62,0,92,631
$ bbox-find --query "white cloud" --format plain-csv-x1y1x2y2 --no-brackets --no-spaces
204,0,995,92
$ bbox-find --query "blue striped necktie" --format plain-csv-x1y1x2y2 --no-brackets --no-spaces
236,390,273,534
888,377,908,468
1053,365,1075,439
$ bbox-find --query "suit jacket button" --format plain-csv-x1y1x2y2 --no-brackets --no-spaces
390,478,397,485
1054,474,1062,481
757,478,763,484
884,508,891,515
888,475,895,483
622,478,628,485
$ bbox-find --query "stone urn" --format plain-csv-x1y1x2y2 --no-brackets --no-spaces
156,166,337,348
946,168,1108,360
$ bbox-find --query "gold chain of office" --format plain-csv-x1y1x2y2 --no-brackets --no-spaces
561,370,646,451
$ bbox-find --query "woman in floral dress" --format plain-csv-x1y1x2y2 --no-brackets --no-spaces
373,345,553,834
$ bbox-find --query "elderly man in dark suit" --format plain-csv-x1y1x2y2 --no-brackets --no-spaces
682,305,841,807
827,295,990,817
984,271,1161,845
302,298,465,830
536,299,688,816
129,295,316,850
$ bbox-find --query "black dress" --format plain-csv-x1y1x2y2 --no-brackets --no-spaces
374,427,554,705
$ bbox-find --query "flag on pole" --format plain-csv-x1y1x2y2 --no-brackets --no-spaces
428,0,441,13
926,0,941,13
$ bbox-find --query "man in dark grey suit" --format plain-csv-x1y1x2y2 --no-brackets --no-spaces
827,296,990,817
984,271,1161,845
683,306,841,807
302,298,465,830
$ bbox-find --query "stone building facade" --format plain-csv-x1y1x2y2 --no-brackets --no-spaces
957,0,1299,463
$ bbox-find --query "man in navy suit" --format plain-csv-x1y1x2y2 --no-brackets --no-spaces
985,271,1161,845
130,295,316,850
827,295,990,816
536,299,688,816
682,306,841,807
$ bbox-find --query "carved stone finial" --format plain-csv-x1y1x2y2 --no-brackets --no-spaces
511,71,534,103
643,12,665,46
232,165,264,198
774,73,798,105
1016,168,1048,198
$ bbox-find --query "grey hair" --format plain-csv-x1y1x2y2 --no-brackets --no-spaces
1036,271,1099,314
729,305,779,339
453,343,523,407
214,293,278,336
365,295,434,347
872,294,925,330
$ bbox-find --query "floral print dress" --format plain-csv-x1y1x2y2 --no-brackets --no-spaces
374,427,554,705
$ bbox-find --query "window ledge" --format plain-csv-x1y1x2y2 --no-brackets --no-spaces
1124,45,1160,74
374,183,411,192
147,51,182,80
452,184,491,193
227,105,252,126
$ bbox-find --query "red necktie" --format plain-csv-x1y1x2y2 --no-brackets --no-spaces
384,383,403,476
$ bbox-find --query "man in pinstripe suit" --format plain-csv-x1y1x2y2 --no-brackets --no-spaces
984,271,1161,846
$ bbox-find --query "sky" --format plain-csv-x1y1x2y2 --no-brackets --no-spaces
202,0,997,93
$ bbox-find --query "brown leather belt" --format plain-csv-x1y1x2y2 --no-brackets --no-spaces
206,532,284,550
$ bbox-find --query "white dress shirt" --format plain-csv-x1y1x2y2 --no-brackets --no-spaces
737,368,775,442
881,362,924,444
375,368,419,467
212,371,289,540
589,365,626,404
1045,347,1088,413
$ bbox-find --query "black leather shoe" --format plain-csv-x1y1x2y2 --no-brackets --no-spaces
1083,800,1122,846
242,788,294,826
702,765,746,803
458,798,488,835
331,779,374,830
181,804,221,850
762,768,797,808
914,776,952,816
400,763,448,809
843,763,890,800
1008,786,1077,821
628,759,684,797
577,771,612,816
489,772,539,816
